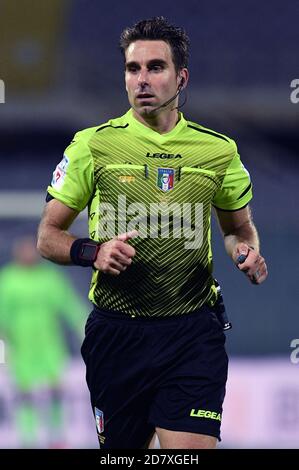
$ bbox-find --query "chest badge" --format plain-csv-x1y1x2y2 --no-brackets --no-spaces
157,168,175,192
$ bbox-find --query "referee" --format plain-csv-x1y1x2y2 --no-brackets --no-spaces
37,17,268,449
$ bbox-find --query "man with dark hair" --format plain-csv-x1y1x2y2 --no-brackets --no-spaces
119,16,190,72
37,17,268,449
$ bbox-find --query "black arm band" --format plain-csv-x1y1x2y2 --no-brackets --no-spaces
70,238,101,267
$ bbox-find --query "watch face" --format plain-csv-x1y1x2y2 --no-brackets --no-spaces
81,243,98,261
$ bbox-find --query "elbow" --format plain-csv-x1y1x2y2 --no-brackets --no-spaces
36,237,45,258
36,230,48,259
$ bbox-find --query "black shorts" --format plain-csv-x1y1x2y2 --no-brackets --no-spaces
81,305,228,449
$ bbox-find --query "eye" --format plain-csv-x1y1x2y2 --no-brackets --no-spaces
126,65,139,74
150,65,163,72
127,67,137,73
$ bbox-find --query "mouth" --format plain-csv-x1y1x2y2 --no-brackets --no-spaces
136,93,155,100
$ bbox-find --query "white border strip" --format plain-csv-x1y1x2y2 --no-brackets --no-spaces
0,191,86,218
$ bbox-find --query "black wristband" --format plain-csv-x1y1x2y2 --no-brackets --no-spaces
70,238,101,267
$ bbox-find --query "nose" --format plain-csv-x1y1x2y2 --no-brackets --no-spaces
137,69,149,88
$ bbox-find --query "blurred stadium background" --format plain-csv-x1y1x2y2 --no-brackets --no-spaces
0,0,298,448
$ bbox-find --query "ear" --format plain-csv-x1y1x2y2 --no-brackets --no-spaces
125,71,128,93
177,69,189,89
177,76,185,91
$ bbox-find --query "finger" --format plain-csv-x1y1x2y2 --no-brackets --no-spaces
109,260,128,272
249,265,268,284
95,256,127,274
116,230,139,243
238,251,259,272
95,258,122,275
114,253,133,266
245,255,265,276
250,271,267,284
255,270,268,284
101,240,136,261
105,267,122,276
118,243,136,258
234,243,250,265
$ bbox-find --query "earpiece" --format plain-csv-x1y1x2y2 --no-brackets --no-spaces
149,76,186,113
178,77,185,89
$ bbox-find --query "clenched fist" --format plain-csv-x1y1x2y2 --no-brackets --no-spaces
94,230,138,276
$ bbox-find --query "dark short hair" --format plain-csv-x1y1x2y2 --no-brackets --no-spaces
119,16,190,72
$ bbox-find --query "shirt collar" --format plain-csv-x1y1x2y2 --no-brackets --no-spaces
125,108,187,141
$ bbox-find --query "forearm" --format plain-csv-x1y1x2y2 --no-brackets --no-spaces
37,222,76,265
224,220,260,259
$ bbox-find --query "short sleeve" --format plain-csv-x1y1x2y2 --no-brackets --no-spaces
212,143,252,211
47,130,94,212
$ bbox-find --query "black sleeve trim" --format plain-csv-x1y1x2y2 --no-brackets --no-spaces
46,192,54,202
237,183,252,200
212,202,249,212
187,125,230,143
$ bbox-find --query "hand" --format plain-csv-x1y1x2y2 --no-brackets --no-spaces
94,230,138,275
233,243,268,285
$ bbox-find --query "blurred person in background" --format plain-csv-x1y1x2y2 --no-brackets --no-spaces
0,236,86,448
37,17,268,449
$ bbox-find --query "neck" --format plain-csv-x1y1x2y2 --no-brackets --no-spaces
132,105,180,134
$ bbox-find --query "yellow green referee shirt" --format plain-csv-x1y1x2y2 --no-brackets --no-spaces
47,109,252,317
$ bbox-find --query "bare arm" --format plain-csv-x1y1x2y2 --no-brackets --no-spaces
37,199,79,264
37,199,138,273
215,205,259,258
215,205,268,284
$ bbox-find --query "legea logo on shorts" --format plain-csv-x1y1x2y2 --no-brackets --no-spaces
190,408,221,421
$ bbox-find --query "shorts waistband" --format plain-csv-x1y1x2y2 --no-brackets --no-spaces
92,304,211,324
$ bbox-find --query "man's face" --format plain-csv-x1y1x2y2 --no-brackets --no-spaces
125,40,180,116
